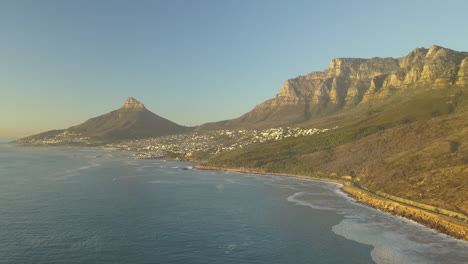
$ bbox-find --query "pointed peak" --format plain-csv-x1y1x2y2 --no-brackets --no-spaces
121,97,145,110
427,45,443,54
426,45,458,58
408,47,428,54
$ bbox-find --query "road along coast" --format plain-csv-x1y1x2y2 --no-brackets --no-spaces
195,165,468,241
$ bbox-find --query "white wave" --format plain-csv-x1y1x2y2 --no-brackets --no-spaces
278,176,468,264
329,190,468,264
330,184,356,203
70,235,100,250
55,172,81,180
333,218,419,264
332,216,468,264
136,165,155,172
286,191,334,210
148,180,181,184
78,162,100,171
51,162,101,180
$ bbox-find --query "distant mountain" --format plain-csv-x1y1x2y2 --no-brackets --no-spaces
200,45,468,130
16,97,192,144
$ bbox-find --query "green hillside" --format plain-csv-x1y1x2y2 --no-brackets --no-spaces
206,88,468,214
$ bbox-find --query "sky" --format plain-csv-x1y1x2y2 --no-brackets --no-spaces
1,0,468,137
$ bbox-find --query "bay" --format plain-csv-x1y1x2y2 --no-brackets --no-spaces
0,141,466,263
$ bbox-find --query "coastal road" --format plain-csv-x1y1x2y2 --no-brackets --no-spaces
351,182,467,222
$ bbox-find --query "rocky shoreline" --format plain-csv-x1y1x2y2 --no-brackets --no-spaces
195,165,468,241
341,186,468,241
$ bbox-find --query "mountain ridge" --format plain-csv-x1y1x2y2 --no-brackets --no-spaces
200,45,468,130
15,45,468,144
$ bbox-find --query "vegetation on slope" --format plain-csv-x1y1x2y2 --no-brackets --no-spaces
67,107,192,141
206,88,468,215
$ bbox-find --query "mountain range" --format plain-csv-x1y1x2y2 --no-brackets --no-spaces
12,45,468,239
201,45,468,130
17,45,468,143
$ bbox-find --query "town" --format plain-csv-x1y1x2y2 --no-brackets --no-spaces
106,127,336,160
16,126,337,160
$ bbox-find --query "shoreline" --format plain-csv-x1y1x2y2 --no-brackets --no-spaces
194,165,345,185
195,164,468,241
7,142,468,241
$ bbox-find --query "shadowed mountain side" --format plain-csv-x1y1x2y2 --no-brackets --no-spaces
200,100,308,130
198,45,468,130
67,98,192,140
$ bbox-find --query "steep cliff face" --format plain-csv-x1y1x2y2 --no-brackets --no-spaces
203,46,468,129
277,45,467,111
296,46,465,102
456,57,468,86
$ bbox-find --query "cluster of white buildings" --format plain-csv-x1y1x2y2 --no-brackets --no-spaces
21,131,91,145
108,127,336,159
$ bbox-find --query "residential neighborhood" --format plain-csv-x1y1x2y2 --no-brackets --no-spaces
107,127,336,159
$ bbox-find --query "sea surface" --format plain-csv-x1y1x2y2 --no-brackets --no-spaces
0,140,467,264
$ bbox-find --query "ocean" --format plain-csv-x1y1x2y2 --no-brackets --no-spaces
0,140,467,264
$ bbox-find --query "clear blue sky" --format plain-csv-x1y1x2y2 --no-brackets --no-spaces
1,0,468,137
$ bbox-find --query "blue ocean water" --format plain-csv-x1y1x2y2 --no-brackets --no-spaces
0,140,467,264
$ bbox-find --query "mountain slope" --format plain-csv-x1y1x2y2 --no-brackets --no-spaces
16,97,192,143
200,45,468,130
67,97,191,140
206,110,468,215
204,46,468,214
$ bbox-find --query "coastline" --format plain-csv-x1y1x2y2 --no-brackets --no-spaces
195,164,468,241
7,141,468,241
195,165,345,185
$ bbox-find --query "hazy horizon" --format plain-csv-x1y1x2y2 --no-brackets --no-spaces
2,0,468,137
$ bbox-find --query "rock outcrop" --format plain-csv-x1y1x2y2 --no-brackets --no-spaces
279,45,467,107
121,97,146,110
342,186,468,241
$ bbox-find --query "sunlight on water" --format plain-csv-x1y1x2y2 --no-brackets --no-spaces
0,144,466,264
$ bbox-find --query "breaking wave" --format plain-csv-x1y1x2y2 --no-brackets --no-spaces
282,178,468,264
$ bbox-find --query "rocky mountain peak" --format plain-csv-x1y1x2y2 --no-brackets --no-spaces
121,97,145,110
427,45,445,56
